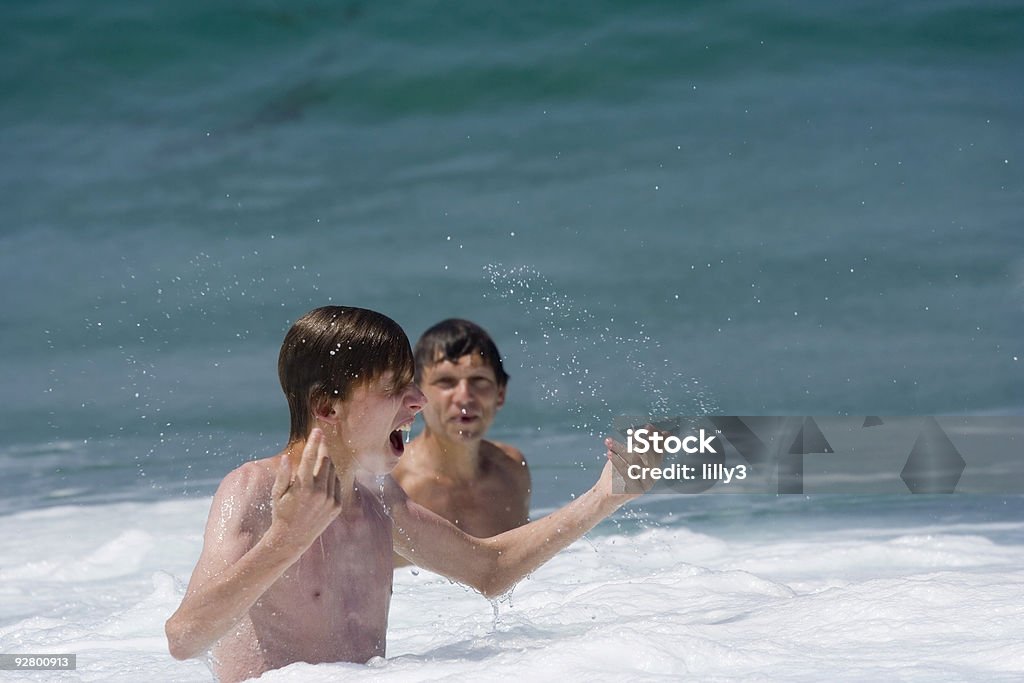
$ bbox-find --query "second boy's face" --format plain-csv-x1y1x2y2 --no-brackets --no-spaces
419,354,505,442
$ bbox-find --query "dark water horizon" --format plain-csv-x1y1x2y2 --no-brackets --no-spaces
1,0,1021,514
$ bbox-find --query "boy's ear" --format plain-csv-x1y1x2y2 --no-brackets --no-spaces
312,396,342,425
495,384,507,410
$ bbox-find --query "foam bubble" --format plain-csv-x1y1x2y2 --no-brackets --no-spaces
2,499,1023,681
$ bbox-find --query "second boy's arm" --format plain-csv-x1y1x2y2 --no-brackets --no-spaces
389,437,655,597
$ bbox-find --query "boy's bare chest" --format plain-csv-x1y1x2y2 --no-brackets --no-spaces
416,472,521,537
282,510,390,596
249,511,394,659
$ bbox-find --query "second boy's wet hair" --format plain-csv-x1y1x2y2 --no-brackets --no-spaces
278,306,414,442
414,319,509,386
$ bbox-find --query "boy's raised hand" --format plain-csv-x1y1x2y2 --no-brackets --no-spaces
600,424,665,501
269,428,344,552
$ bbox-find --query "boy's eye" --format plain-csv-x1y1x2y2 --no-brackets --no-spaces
384,378,410,397
434,378,457,389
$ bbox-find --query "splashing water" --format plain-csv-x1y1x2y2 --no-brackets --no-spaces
489,583,516,630
484,264,719,436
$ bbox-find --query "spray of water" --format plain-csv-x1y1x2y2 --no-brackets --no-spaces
483,263,718,436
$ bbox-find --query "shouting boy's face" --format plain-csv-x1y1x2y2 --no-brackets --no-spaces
330,373,425,474
418,354,506,443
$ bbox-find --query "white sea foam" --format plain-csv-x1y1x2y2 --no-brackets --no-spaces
1,499,1023,682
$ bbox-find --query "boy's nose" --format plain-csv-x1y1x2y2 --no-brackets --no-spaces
453,379,473,403
407,384,427,412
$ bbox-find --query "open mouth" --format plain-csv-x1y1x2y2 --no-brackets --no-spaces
389,423,412,454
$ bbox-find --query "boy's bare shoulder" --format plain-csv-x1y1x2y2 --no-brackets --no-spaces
487,440,527,468
219,455,279,496
210,455,282,530
480,441,531,523
483,441,530,488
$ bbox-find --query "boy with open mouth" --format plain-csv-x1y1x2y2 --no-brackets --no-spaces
165,305,658,683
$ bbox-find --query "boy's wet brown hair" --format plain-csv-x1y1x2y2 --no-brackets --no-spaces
278,306,414,442
414,318,509,387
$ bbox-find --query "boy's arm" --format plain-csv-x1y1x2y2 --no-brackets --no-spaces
165,430,341,660
389,436,654,597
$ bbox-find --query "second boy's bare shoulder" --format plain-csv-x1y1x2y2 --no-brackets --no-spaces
486,440,527,469
481,440,530,489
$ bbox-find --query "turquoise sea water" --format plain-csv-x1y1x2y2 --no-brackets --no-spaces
2,4,1024,681
1,0,1022,514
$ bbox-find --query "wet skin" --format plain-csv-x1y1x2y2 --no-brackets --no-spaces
392,355,530,566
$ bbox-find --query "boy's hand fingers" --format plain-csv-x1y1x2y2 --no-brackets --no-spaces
607,434,661,479
607,437,637,463
272,453,293,499
604,437,644,495
606,437,627,455
297,428,323,481
324,458,335,495
605,437,632,470
316,433,333,485
313,444,329,478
